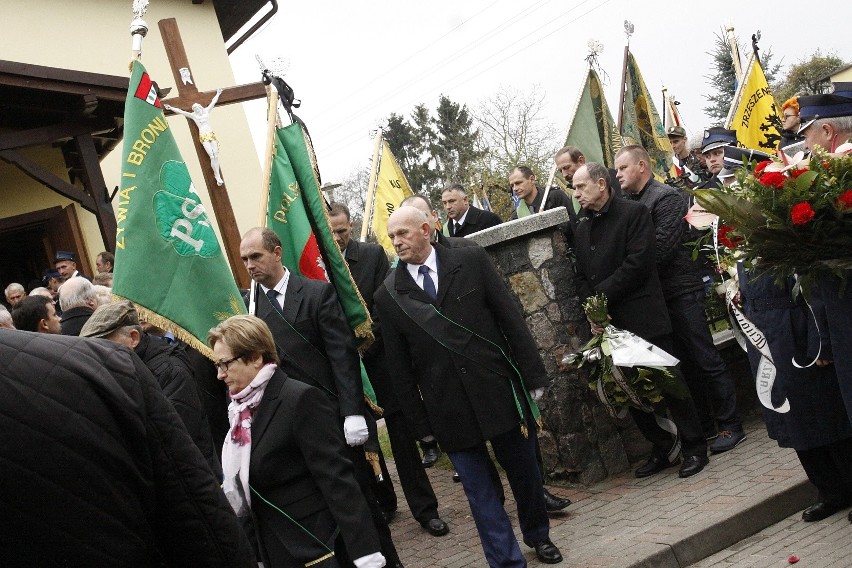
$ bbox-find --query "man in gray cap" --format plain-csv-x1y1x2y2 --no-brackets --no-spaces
666,126,710,189
80,301,222,479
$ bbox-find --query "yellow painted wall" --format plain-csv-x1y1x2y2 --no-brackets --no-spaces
831,67,852,82
1,0,263,271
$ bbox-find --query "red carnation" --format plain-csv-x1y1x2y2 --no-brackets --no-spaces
790,202,816,225
760,171,787,188
717,224,742,249
837,190,852,211
754,160,773,176
790,168,809,179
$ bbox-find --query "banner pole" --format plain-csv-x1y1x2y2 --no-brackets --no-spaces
360,130,383,241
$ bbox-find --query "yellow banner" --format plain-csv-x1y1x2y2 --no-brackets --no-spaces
371,140,413,254
729,59,782,152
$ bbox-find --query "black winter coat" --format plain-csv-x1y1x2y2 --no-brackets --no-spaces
624,179,704,298
0,330,254,567
574,193,672,341
135,332,222,479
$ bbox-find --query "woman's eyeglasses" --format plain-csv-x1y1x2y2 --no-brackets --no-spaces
215,355,242,372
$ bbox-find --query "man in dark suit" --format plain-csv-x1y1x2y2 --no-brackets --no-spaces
571,162,708,479
239,226,403,567
57,276,97,336
374,206,563,565
329,202,450,537
441,183,502,238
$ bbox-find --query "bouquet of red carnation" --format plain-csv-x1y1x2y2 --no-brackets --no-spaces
691,146,852,294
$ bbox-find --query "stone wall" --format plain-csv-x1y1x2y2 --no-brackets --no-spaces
469,209,650,485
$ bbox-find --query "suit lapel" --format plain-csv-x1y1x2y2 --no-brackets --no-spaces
395,260,434,304
435,245,461,306
282,273,303,323
250,370,285,447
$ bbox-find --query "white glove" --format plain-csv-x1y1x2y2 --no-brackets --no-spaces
420,435,436,443
530,387,546,402
353,552,386,568
343,415,369,446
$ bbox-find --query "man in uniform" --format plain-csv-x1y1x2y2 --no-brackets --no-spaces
665,125,710,189
798,86,852,154
54,251,88,282
695,128,738,190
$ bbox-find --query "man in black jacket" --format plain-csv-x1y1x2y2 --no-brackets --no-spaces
615,146,745,454
375,205,563,565
441,183,502,238
57,276,97,336
329,202,450,537
572,162,708,479
239,226,403,567
79,301,222,480
0,329,254,567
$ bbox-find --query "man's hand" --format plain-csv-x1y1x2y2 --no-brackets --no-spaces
343,415,369,446
588,314,611,335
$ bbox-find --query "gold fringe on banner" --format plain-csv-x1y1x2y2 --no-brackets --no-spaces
112,294,215,360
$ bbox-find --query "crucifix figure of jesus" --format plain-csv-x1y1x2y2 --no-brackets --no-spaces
164,88,224,185
157,18,267,288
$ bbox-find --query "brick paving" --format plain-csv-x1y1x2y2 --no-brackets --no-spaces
381,417,822,567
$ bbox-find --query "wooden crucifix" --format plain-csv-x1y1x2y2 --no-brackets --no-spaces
158,17,265,289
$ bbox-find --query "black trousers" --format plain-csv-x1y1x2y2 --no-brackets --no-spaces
348,445,400,565
667,289,742,435
630,334,708,460
797,436,852,505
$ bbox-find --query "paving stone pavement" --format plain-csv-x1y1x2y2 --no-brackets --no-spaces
689,508,852,568
381,417,821,567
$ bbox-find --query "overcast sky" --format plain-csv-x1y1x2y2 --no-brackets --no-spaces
227,0,850,184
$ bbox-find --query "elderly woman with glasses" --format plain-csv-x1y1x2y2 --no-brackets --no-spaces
208,315,385,568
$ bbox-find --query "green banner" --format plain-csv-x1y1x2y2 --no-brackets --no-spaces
113,61,245,358
269,123,374,346
621,52,674,179
565,69,623,169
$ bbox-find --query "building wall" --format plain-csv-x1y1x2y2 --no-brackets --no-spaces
2,0,263,273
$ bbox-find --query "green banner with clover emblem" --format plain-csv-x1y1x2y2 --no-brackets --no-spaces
113,60,245,358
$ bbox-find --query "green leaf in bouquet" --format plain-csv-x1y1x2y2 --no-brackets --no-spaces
691,189,767,232
791,170,819,192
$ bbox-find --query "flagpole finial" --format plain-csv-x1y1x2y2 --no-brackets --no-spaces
586,39,604,67
623,20,635,45
130,0,149,62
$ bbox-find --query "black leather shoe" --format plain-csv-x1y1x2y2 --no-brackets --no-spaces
421,446,441,467
452,472,461,482
848,509,852,523
678,455,709,478
544,488,571,512
530,540,563,564
380,508,397,524
634,455,679,478
420,517,450,536
802,502,845,522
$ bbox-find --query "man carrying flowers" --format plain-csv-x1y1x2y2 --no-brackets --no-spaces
569,162,709,479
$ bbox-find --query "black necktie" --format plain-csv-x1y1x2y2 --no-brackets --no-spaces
455,220,462,234
266,288,283,314
418,265,437,300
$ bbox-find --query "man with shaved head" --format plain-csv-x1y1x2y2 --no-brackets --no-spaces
374,206,563,565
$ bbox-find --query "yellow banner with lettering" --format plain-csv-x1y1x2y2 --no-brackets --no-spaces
728,58,782,152
372,140,413,254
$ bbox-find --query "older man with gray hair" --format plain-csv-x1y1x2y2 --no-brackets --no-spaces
58,277,97,336
798,87,852,153
0,306,14,329
4,283,26,308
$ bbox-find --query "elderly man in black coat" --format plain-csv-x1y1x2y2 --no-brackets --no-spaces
0,329,254,567
571,162,708,479
375,205,563,566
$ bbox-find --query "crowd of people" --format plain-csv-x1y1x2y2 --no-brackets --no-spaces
1,85,851,567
